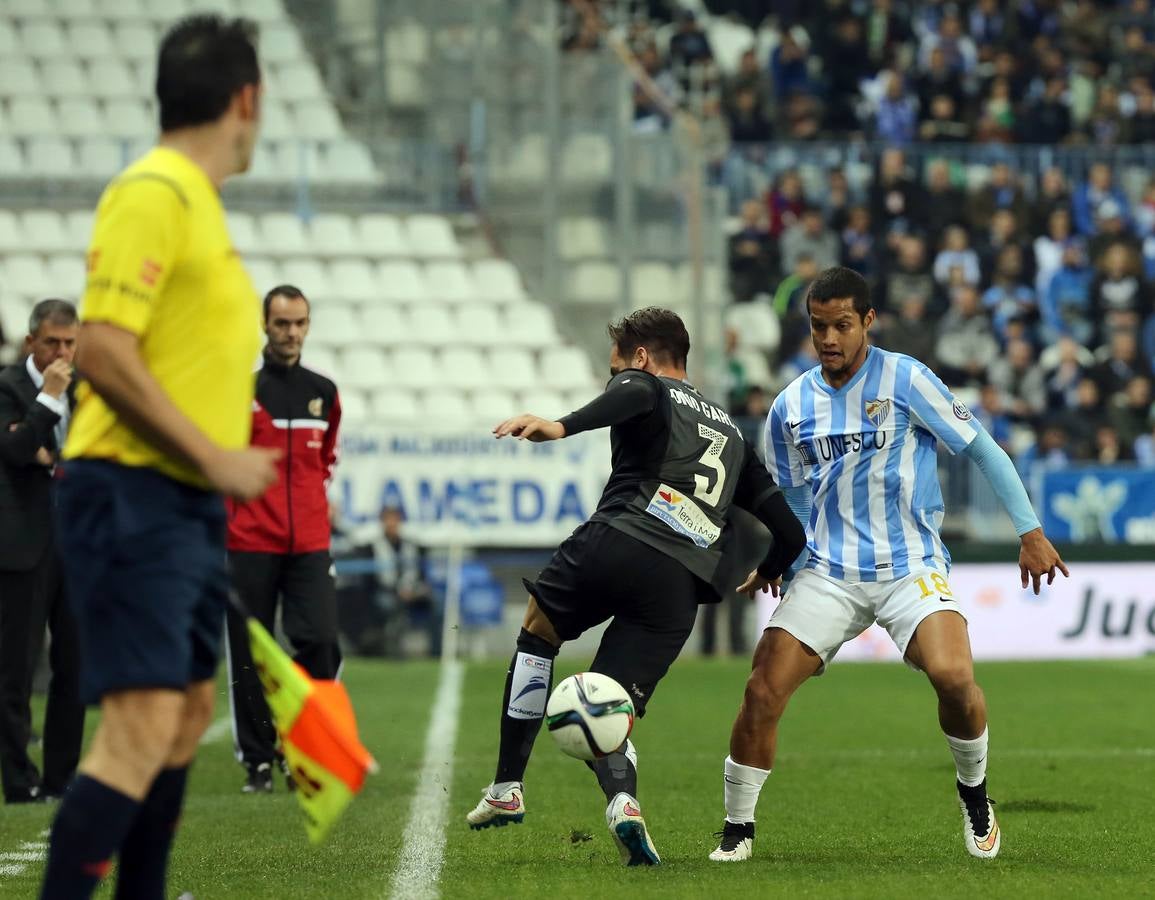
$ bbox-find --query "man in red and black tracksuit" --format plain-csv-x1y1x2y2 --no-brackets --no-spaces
226,284,342,793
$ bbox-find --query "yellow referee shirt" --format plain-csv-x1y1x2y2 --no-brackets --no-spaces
64,146,261,488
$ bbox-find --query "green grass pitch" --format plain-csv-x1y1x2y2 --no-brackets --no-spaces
1,656,1152,898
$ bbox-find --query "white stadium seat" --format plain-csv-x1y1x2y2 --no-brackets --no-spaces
21,21,68,58
3,256,57,297
438,348,489,390
69,22,117,60
455,307,503,347
408,306,454,346
632,262,676,306
562,133,612,185
112,23,159,63
0,140,24,176
503,303,558,347
338,389,371,424
0,22,17,58
470,389,516,423
472,259,525,304
558,216,608,260
540,346,594,391
88,59,138,99
42,61,90,100
388,347,438,389
77,137,126,178
329,259,379,303
226,212,259,255
105,99,154,138
57,99,108,138
20,212,71,253
0,211,23,252
262,23,305,64
260,99,296,141
95,0,147,23
245,142,287,184
384,63,427,109
370,390,419,422
517,389,569,419
244,0,288,23
65,211,95,248
274,63,325,102
725,302,781,354
359,305,409,347
421,388,471,419
318,141,377,184
404,215,460,259
357,214,408,257
47,254,87,298
0,61,39,97
57,0,99,17
310,214,360,257
377,261,427,305
281,258,327,294
259,212,309,256
24,138,75,177
339,347,391,389
569,261,618,303
486,348,536,390
301,345,338,377
422,261,475,305
308,304,360,348
0,297,33,340
245,257,279,295
292,100,343,140
8,98,59,136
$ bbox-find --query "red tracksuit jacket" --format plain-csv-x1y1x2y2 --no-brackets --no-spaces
227,356,341,554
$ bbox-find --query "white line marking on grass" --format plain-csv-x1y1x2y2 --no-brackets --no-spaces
199,715,232,745
0,852,43,862
19,842,47,851
0,865,26,877
387,658,464,900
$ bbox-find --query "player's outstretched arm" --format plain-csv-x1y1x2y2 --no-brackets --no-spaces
76,322,280,499
962,426,1069,594
493,414,565,442
494,370,660,442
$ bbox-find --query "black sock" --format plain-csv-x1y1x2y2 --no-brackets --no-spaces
40,775,141,900
587,742,638,802
494,629,558,785
114,767,189,900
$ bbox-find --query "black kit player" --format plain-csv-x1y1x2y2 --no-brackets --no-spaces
464,307,806,866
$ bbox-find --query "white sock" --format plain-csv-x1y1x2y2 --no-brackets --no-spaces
723,755,770,824
946,727,989,787
491,780,519,795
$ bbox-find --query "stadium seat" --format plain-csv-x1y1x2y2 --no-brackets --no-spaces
245,142,288,184
503,303,558,347
246,0,289,25
308,304,360,348
383,19,430,65
0,60,39,97
57,0,99,18
707,18,755,74
77,137,127,178
302,345,338,377
384,63,427,109
674,262,729,307
338,389,371,424
310,214,360,258
725,301,781,354
500,134,546,185
377,260,428,305
562,133,612,185
292,100,344,140
438,347,490,390
42,61,89,100
0,22,16,59
558,217,608,260
516,389,568,419
260,99,296,141
388,347,438,389
423,261,475,305
563,388,590,412
57,99,108,138
105,99,154,138
632,262,676,306
420,388,471,420
0,296,33,340
69,21,117,61
111,23,158,63
24,138,76,178
3,256,56,297
226,212,259,255
245,257,279,294
273,63,325,102
329,259,379,303
20,212,71,254
472,259,526,304
568,261,619,303
0,212,23,253
408,306,455,346
65,210,95,248
357,214,409,257
734,348,773,389
85,59,139,100
0,140,23,177
540,346,594,391
259,212,309,256
470,388,516,423
95,0,147,23
318,141,378,184
404,215,460,259
455,307,503,347
281,259,328,295
47,254,86,298
261,23,305,64
370,390,419,422
8,98,59,136
359,305,409,347
339,347,391,389
486,348,536,390
21,21,68,58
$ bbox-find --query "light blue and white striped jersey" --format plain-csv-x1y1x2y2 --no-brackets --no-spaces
764,347,980,583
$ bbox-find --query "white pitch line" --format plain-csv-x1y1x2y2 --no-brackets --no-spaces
0,865,26,877
0,852,43,862
199,715,232,745
387,658,464,900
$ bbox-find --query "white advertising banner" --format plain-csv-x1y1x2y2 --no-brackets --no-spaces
333,427,611,547
823,563,1155,662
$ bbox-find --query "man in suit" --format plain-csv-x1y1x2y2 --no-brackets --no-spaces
0,298,85,803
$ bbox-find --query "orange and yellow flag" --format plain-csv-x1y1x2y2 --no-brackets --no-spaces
247,618,377,843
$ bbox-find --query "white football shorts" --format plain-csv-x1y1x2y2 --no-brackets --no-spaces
764,566,967,672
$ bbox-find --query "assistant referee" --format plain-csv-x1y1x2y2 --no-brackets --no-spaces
225,284,343,793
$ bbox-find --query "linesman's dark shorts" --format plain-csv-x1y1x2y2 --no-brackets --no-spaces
523,520,710,716
57,459,229,705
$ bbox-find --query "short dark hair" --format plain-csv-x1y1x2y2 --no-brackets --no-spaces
607,307,690,368
262,284,309,321
806,266,873,320
28,299,77,335
157,15,260,131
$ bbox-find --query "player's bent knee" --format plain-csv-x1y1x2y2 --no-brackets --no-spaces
926,662,977,700
741,670,791,722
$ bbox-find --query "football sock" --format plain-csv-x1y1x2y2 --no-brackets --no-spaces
494,629,558,785
40,775,140,900
946,726,989,788
588,739,638,803
723,755,770,824
114,766,189,900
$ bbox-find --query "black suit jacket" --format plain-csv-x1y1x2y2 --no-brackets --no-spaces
0,360,68,571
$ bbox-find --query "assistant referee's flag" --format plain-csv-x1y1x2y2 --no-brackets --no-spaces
246,617,377,843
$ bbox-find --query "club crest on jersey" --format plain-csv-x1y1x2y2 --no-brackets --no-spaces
308,397,323,417
952,399,972,421
865,398,891,428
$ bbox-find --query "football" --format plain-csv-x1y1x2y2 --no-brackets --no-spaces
545,672,635,761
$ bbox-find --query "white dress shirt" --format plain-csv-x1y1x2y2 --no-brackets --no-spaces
26,355,69,449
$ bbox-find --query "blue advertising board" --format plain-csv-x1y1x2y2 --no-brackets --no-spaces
1038,466,1155,543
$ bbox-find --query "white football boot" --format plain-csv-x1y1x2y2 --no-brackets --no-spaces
709,820,755,862
958,781,1001,859
606,792,661,866
466,783,524,830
